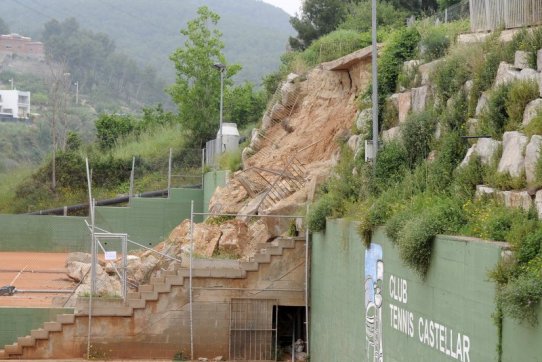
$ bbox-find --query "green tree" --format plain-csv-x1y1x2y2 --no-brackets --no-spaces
339,1,408,33
168,6,240,147
224,83,266,129
289,0,350,50
0,17,9,34
95,113,136,149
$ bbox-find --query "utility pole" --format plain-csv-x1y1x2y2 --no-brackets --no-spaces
8,78,13,90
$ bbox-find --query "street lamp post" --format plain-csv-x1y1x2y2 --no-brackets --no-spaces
213,63,226,159
371,0,379,167
8,78,13,90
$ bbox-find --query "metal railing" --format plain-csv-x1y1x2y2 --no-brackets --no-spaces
470,0,542,32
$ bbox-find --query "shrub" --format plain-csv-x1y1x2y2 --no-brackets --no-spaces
378,27,421,97
451,155,484,200
401,110,437,168
308,194,337,232
374,141,408,191
479,84,511,139
505,80,539,130
419,26,450,61
95,113,137,150
433,54,470,101
426,131,468,192
498,272,542,326
440,91,468,131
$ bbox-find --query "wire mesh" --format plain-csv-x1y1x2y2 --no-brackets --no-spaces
433,0,470,23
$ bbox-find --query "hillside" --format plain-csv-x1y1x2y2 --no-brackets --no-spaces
2,0,294,85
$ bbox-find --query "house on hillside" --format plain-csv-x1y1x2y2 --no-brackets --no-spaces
0,33,44,60
0,90,30,121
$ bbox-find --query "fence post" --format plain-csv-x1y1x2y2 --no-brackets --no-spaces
129,156,135,202
201,148,205,189
445,8,448,22
167,148,172,195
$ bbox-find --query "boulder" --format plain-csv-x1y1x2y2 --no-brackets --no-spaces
536,190,542,219
514,50,531,69
217,220,249,256
464,80,474,95
495,62,520,86
269,103,288,121
498,190,532,211
356,108,372,131
261,114,273,130
66,261,91,282
382,126,401,143
538,49,542,72
347,135,361,155
166,219,222,258
519,68,539,82
237,192,267,221
402,59,421,73
395,91,412,123
523,98,542,126
65,252,92,266
475,92,489,117
249,128,263,151
466,118,479,136
418,59,442,86
286,73,300,83
460,138,501,167
281,81,299,106
525,135,542,183
498,131,528,178
475,185,496,199
411,85,430,113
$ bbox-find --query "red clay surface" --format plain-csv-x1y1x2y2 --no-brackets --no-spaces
0,252,75,307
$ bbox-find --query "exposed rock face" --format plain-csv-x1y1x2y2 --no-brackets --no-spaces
411,85,431,113
523,98,542,126
519,68,539,82
389,91,412,123
498,131,528,177
464,80,474,95
217,220,249,256
460,138,501,167
538,49,542,72
525,135,542,183
514,50,531,69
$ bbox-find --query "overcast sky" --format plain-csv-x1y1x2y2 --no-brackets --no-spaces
261,0,302,16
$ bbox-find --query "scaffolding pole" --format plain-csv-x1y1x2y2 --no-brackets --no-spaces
189,200,194,360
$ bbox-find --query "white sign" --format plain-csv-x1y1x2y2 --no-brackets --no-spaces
104,251,117,260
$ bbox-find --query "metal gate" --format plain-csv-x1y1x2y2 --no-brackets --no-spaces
229,298,278,361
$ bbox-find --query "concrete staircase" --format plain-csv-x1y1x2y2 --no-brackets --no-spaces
0,236,305,360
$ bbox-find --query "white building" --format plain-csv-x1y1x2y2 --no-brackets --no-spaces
0,90,30,120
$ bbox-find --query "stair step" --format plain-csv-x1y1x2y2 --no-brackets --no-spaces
209,268,246,278
43,321,62,332
275,239,296,249
138,284,154,292
153,283,171,293
127,291,140,299
150,276,165,284
178,269,211,278
140,291,159,301
258,246,283,256
5,343,22,355
127,298,146,309
254,253,272,263
17,336,34,347
240,261,259,271
165,275,184,286
165,270,178,276
30,328,49,340
0,349,5,358
56,314,75,325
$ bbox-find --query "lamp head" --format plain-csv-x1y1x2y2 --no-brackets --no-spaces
213,63,226,72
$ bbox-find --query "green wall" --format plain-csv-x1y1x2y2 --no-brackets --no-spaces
94,187,204,249
0,171,227,252
0,308,71,346
502,305,542,361
311,219,503,362
0,215,88,252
